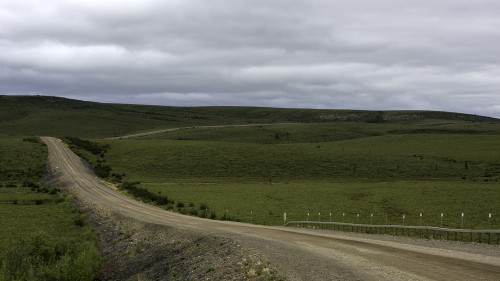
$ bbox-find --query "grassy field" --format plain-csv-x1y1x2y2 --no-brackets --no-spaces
83,125,500,229
0,136,100,280
143,181,500,229
138,122,500,143
102,134,500,182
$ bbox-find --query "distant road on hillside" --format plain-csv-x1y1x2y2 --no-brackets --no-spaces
106,123,295,140
42,136,500,280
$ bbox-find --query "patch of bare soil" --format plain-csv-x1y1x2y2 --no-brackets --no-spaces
76,200,285,281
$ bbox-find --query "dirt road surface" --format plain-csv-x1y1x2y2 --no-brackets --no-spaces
42,136,500,280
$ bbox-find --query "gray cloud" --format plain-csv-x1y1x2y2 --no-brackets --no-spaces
1,0,500,117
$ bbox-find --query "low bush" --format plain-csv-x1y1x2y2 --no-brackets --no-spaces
119,182,172,205
64,137,109,156
189,208,198,216
200,202,209,211
22,137,41,144
94,163,111,178
74,217,86,227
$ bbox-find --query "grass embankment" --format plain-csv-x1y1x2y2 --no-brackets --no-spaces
0,136,101,281
81,122,500,229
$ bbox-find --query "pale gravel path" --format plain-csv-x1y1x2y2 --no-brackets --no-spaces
106,123,296,140
42,136,500,280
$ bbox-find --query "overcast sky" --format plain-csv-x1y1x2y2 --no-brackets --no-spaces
1,0,500,117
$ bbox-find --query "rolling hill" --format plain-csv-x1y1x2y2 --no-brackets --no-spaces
1,95,498,138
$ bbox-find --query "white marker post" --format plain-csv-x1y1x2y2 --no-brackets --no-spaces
329,212,332,222
356,214,359,224
461,213,464,229
489,213,492,229
419,213,422,226
307,212,309,222
371,214,373,225
403,214,405,226
318,212,321,222
250,211,253,224
283,212,287,226
440,213,444,228
342,213,345,222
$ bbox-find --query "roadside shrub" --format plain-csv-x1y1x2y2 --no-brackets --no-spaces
189,208,198,216
49,188,61,195
198,210,208,218
111,173,125,182
35,199,44,205
176,202,185,208
64,137,109,155
22,137,41,144
94,163,111,178
200,202,209,211
119,182,172,205
74,217,86,227
23,180,39,189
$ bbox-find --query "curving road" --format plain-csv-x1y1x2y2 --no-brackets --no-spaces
41,136,500,280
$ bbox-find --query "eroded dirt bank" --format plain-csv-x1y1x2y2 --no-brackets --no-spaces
77,200,283,281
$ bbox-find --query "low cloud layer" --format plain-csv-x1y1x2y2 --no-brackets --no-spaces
1,0,500,117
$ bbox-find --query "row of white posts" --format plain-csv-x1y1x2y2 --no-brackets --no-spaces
285,212,494,229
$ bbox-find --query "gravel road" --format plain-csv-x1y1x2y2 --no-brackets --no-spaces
105,123,295,139
41,136,500,280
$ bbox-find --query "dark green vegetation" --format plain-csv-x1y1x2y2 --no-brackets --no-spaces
0,136,101,280
95,130,500,228
103,133,500,182
1,95,498,138
0,137,46,188
63,137,113,178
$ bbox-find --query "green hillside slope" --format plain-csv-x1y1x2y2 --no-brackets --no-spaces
1,95,498,138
